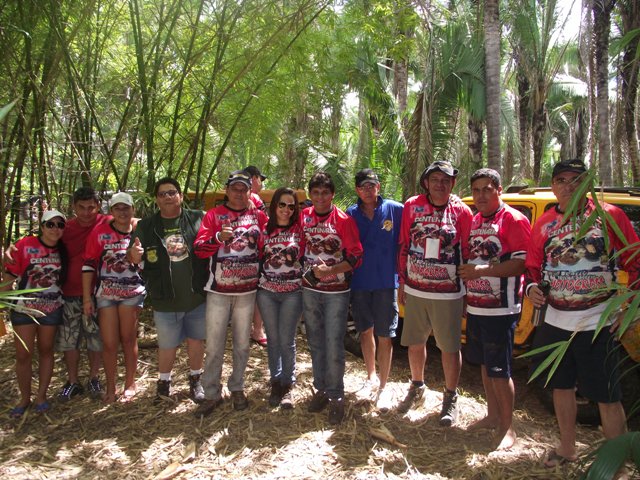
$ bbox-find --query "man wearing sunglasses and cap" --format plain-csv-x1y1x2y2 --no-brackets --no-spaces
193,170,268,417
347,169,403,412
397,160,473,426
525,159,640,467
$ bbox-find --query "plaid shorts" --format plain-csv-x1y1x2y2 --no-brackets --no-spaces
55,296,103,352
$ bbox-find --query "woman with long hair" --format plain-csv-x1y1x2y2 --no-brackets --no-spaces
257,188,305,409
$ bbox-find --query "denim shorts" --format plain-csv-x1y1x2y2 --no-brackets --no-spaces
350,289,398,338
465,313,518,379
97,294,145,309
11,307,63,327
529,322,622,403
153,302,206,349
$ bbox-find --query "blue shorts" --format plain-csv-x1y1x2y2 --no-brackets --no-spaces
350,289,398,338
465,313,518,379
153,302,206,349
97,294,145,309
529,322,622,403
11,307,63,327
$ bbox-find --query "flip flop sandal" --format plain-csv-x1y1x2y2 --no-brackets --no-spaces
251,337,268,347
544,449,577,468
35,401,51,414
10,402,31,419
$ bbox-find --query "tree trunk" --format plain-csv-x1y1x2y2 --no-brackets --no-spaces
356,95,371,167
592,0,616,185
517,68,532,179
468,116,483,172
619,0,640,184
484,0,501,173
531,93,546,184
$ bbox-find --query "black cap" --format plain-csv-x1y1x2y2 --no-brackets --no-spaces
419,161,459,187
355,168,380,187
244,165,266,181
552,159,587,178
225,170,252,188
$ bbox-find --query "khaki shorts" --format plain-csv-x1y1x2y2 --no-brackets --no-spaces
55,296,103,352
401,294,463,353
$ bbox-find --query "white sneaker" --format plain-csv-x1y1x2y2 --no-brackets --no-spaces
376,387,394,412
357,377,379,400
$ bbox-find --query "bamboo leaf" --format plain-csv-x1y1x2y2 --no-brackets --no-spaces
584,433,636,480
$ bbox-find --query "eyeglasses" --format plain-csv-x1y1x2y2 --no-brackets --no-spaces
552,175,583,186
278,202,295,211
43,221,66,229
357,184,377,191
157,189,179,198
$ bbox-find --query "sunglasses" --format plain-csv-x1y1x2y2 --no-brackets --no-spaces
278,202,296,211
157,189,179,198
43,221,66,229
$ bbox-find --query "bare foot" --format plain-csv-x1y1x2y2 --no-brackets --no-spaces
467,416,498,431
119,384,137,403
495,427,517,450
103,392,117,404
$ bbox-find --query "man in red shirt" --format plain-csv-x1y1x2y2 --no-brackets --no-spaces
397,161,473,426
459,168,531,450
301,172,363,425
55,187,111,399
526,159,639,467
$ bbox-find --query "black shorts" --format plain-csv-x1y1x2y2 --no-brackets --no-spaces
11,307,63,327
465,313,518,379
529,322,622,403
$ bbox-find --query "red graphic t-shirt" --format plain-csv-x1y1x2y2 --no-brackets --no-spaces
82,222,145,300
260,223,305,293
194,205,268,294
398,195,472,299
6,236,64,315
465,204,531,315
526,199,640,331
300,206,363,293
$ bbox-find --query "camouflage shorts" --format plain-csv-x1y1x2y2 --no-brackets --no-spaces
55,296,103,352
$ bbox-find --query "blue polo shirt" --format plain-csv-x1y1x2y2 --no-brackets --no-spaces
347,196,403,290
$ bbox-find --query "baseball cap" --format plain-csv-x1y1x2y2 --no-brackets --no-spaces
355,169,380,187
226,170,252,188
41,209,66,223
420,161,459,186
110,192,134,207
244,165,267,181
552,159,587,178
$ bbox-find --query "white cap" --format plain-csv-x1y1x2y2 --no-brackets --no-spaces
110,192,134,207
41,209,66,223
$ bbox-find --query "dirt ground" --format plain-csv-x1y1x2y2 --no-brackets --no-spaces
0,313,628,480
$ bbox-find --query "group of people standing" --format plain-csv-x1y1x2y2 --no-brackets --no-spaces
3,160,636,465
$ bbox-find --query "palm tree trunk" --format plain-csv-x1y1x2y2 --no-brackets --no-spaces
593,0,617,185
468,117,483,172
620,0,640,184
517,69,532,179
484,0,501,173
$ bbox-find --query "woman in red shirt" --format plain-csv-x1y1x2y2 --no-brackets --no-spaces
3,210,67,417
82,193,145,403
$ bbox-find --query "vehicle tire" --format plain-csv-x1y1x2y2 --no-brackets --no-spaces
344,311,362,358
